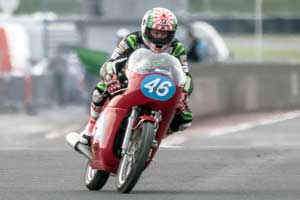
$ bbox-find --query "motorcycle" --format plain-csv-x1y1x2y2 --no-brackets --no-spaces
66,48,186,193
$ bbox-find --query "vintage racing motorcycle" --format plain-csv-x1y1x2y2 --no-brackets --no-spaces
66,48,186,193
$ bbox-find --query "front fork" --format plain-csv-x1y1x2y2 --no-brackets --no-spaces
121,107,161,155
121,106,139,155
151,110,161,148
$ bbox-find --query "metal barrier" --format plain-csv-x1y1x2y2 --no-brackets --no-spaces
189,62,300,117
1,62,300,116
0,74,76,112
0,76,24,111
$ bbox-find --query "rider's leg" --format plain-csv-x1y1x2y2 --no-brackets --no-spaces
167,73,193,135
79,81,107,144
168,105,192,135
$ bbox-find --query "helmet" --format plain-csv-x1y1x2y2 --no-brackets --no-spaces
141,7,177,53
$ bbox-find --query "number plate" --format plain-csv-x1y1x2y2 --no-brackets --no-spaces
141,74,176,101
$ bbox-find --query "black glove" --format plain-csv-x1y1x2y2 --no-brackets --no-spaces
104,74,122,94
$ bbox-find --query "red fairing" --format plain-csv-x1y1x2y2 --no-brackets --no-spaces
91,107,128,172
91,72,182,173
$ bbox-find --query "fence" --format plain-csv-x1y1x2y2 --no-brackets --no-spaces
189,62,300,117
1,62,300,116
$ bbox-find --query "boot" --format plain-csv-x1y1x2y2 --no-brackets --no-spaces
79,117,96,145
79,101,102,145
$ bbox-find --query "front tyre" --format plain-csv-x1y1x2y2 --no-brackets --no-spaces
116,121,155,193
85,161,110,190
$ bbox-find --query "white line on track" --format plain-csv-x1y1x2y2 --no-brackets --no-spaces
45,125,81,140
44,111,300,148
161,110,300,148
45,132,61,140
207,111,300,137
160,135,186,148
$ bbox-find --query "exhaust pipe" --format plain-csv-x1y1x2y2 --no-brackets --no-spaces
66,132,92,161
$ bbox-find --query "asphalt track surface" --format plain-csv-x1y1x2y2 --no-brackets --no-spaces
0,106,300,200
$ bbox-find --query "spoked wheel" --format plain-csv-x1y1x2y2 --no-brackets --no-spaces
116,121,155,193
85,161,110,190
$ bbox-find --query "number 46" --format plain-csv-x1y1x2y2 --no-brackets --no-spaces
144,78,172,97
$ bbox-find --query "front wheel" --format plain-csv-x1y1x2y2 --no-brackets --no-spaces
116,121,155,193
84,161,110,190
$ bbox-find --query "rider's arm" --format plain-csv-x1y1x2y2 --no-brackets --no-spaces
171,41,193,95
100,33,138,79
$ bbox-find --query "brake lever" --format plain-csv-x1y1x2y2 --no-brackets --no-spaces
109,88,127,97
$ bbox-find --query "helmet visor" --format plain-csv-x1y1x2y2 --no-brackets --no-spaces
146,28,175,46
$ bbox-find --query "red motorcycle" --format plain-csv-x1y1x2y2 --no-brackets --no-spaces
66,48,186,193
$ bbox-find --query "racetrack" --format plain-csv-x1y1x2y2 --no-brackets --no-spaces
1,106,300,200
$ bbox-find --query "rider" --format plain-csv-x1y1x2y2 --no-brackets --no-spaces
79,7,193,145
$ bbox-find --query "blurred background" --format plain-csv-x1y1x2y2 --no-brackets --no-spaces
2,1,300,197
0,0,300,115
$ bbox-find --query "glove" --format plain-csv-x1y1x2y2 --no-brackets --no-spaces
104,74,122,94
176,92,188,113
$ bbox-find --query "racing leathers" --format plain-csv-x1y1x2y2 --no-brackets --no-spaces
80,31,193,144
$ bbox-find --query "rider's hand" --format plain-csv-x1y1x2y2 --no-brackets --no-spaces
104,74,122,94
177,92,188,113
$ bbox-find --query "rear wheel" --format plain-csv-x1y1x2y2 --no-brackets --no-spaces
116,121,155,193
84,161,110,190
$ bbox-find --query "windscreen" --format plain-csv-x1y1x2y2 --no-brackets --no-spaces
127,48,186,86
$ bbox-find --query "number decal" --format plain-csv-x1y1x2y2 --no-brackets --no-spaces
141,74,176,101
156,81,172,96
144,78,161,93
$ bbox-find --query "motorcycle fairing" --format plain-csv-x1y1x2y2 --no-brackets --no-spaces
91,73,182,173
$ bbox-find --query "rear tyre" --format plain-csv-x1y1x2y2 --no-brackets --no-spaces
84,161,110,190
116,121,155,193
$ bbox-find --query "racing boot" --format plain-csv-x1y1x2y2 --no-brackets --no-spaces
79,116,97,146
167,108,192,136
79,84,107,145
166,93,192,136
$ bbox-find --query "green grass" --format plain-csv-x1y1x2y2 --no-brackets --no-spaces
16,0,83,14
230,47,300,61
224,34,300,62
188,0,300,16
